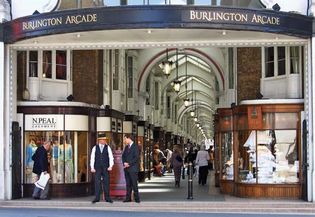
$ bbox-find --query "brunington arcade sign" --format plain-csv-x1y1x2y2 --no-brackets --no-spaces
1,6,312,43
189,10,280,25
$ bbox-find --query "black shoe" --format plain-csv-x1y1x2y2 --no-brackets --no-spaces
33,196,40,200
106,199,113,203
123,199,131,203
135,200,140,203
92,199,100,203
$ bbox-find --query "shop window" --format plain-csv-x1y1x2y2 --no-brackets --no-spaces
24,131,88,184
238,129,299,184
264,46,303,78
29,51,38,77
265,47,274,77
56,50,67,80
290,46,300,74
221,132,233,180
42,51,52,79
277,47,285,76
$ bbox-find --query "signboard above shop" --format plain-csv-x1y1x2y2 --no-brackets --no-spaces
25,114,64,131
11,0,309,20
3,5,312,43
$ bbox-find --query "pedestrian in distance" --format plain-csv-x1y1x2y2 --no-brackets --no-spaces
170,146,183,187
195,145,210,186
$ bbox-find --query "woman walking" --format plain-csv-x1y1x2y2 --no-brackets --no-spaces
195,145,210,185
170,146,183,187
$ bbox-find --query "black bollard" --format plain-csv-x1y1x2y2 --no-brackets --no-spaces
187,162,193,200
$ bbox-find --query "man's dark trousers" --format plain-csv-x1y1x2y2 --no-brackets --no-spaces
95,166,110,201
124,170,139,201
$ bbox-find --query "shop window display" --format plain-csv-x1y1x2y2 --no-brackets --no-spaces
239,129,298,184
221,132,233,180
137,137,144,172
24,131,88,184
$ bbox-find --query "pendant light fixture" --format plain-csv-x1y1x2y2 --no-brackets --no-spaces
190,78,195,117
184,55,190,107
193,92,198,122
161,48,173,77
173,49,181,93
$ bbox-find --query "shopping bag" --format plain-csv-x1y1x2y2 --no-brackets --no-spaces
34,172,50,190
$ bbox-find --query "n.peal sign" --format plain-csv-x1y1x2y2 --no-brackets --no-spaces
25,114,64,131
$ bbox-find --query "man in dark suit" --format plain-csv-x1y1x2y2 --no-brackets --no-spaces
32,140,51,200
90,134,114,203
122,134,140,203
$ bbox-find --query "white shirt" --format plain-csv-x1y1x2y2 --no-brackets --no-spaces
195,150,210,167
90,144,114,170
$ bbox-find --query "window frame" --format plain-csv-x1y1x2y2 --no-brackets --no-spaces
262,46,303,79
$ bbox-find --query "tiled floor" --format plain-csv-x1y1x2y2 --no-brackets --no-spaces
139,170,224,202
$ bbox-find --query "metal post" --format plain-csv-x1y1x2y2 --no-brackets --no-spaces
187,162,193,200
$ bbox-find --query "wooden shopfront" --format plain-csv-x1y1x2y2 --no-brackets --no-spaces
215,99,304,198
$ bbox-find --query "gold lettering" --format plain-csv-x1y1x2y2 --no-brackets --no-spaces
71,16,77,24
202,12,211,21
65,16,72,24
22,22,28,30
22,17,62,31
190,10,196,20
251,14,258,23
65,14,97,25
223,13,230,21
216,12,223,20
251,14,280,25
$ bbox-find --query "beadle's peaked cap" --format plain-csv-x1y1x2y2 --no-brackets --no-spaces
97,133,108,140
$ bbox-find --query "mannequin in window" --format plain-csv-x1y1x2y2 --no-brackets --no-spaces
25,139,38,183
65,140,73,183
51,140,59,183
286,139,297,164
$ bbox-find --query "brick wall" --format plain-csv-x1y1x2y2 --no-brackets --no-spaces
73,50,103,105
237,47,261,104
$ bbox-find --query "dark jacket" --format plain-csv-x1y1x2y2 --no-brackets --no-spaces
32,145,48,175
122,142,139,172
170,152,184,168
